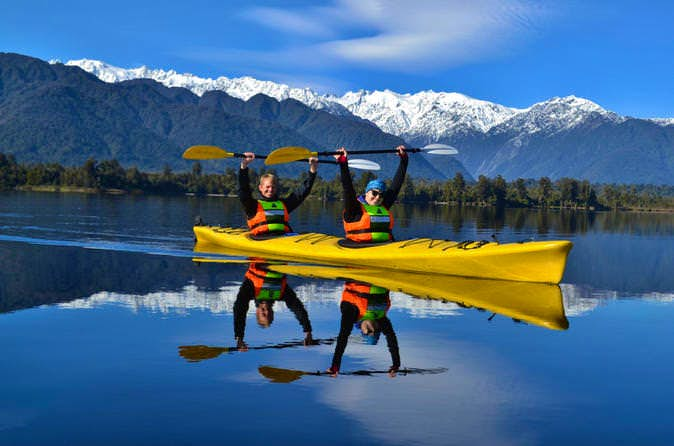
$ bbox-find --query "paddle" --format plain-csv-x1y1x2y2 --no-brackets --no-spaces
178,338,336,362
182,145,381,170
258,365,449,383
263,143,458,165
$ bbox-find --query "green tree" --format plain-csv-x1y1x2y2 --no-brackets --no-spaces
537,177,553,206
492,175,507,206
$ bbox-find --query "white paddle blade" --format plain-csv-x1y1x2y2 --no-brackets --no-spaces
348,159,381,171
422,143,458,154
427,148,458,155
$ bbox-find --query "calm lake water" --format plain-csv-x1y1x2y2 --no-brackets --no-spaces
1,191,673,446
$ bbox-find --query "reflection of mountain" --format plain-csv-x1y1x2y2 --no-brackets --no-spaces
565,233,674,293
0,242,243,313
561,283,674,317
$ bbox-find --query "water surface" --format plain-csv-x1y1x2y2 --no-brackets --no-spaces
1,192,673,445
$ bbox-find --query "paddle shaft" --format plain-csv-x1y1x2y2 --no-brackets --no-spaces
320,147,424,156
227,152,340,165
234,152,340,164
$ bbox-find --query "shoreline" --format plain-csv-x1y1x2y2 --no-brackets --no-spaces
8,186,672,213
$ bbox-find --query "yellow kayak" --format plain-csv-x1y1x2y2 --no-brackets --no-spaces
193,226,572,284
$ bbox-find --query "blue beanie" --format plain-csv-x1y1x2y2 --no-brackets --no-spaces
361,331,381,345
355,321,381,345
365,179,385,193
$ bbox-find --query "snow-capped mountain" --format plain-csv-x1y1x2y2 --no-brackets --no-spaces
61,59,662,145
490,95,625,137
57,59,547,141
64,59,351,116
336,89,521,144
51,58,673,185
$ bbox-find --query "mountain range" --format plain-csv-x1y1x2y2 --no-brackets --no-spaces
64,58,674,185
0,52,672,184
0,53,467,180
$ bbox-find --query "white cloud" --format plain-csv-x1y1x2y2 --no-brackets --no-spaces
242,0,550,70
241,7,335,38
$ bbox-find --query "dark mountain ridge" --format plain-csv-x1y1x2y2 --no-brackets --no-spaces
0,53,471,181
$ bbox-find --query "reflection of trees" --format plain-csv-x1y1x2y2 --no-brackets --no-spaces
388,204,671,238
535,209,549,235
0,243,242,314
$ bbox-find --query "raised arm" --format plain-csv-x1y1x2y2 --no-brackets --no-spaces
383,146,408,208
335,148,363,222
238,152,259,218
282,160,318,213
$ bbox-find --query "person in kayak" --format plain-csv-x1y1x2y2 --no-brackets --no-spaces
333,146,408,243
327,280,400,377
233,262,314,351
239,152,318,237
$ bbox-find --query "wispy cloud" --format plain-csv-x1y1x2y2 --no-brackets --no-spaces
241,0,551,69
241,7,336,38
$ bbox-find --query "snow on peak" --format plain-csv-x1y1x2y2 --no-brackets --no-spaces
337,88,522,143
492,95,623,136
61,58,633,142
63,59,347,114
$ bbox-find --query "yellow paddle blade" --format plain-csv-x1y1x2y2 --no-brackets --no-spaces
264,146,316,165
178,345,229,362
258,366,306,383
182,145,234,160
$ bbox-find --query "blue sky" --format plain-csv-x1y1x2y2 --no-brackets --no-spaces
2,0,673,117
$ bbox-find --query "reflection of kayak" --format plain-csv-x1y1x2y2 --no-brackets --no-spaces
266,264,568,331
193,226,572,284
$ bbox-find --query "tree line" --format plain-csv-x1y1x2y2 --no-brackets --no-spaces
1,153,672,210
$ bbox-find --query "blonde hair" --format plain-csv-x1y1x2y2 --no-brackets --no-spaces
259,173,278,186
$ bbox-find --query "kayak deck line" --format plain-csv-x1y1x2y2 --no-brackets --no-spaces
194,226,573,284
211,227,495,250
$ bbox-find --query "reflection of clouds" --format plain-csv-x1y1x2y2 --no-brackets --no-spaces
57,282,462,317
65,279,674,322
561,284,674,317
58,284,244,314
317,335,542,446
391,292,463,317
58,283,343,314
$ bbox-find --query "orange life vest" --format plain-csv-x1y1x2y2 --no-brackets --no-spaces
247,200,291,236
244,263,287,300
341,281,390,320
343,202,394,243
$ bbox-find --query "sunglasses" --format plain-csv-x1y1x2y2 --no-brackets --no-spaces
369,190,381,197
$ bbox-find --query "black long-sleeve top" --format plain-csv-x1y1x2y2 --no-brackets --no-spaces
330,300,400,372
238,167,317,219
338,155,408,222
233,278,313,340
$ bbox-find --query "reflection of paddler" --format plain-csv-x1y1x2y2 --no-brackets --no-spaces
327,281,400,377
235,263,313,350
